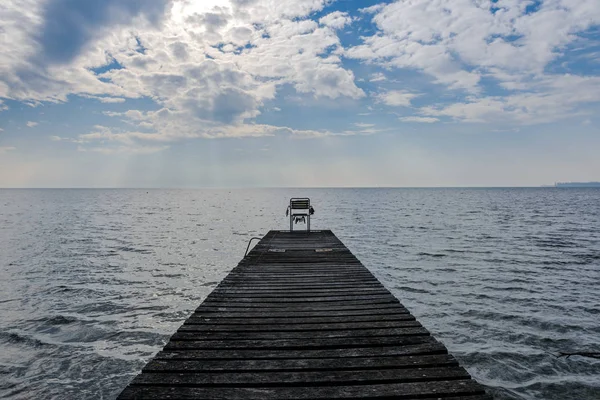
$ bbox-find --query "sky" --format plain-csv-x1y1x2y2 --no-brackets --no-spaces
0,0,599,188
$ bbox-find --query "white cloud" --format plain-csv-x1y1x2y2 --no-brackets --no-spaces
0,0,364,144
83,95,126,103
79,125,138,144
419,75,600,124
285,126,379,139
77,145,169,155
231,0,332,22
96,110,283,141
376,90,419,107
346,1,600,123
78,113,381,146
349,0,600,89
369,72,386,82
354,123,375,128
400,116,439,123
319,11,352,30
26,121,38,127
359,4,384,14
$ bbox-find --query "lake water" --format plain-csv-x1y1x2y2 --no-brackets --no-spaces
0,188,599,399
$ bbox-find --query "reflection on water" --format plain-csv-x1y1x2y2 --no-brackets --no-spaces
0,188,599,399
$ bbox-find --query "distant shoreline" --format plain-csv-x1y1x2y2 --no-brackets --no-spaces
554,182,600,188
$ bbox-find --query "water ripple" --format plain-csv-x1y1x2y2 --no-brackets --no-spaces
0,188,599,399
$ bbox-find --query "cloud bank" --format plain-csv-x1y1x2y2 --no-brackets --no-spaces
0,0,599,155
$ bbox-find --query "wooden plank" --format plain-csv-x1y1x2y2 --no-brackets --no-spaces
224,272,377,277
179,319,421,332
215,281,381,287
170,327,429,340
119,380,488,399
198,300,401,309
236,265,370,268
218,279,382,284
225,270,375,275
205,294,397,302
155,342,448,360
192,308,411,317
234,267,367,272
165,336,433,350
209,290,391,297
185,315,416,324
130,367,471,386
221,279,382,284
208,289,391,296
226,273,373,279
215,284,386,290
145,354,458,372
118,230,490,399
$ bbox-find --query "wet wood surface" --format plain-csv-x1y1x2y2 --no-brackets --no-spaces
118,230,490,399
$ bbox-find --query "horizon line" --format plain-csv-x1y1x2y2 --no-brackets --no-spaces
0,185,586,190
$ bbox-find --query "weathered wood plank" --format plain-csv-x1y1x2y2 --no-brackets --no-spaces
192,308,411,317
197,300,401,309
225,271,375,276
233,267,367,272
130,367,471,386
119,380,488,399
221,279,382,285
165,335,433,350
144,354,458,372
211,289,389,295
215,284,386,290
155,342,448,360
171,327,429,340
224,271,376,276
210,287,390,294
204,294,397,302
208,288,393,296
185,315,416,325
180,320,421,331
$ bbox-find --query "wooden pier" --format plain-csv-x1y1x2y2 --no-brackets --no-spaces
118,230,490,399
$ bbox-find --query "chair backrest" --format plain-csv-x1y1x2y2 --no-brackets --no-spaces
290,198,310,211
289,198,312,232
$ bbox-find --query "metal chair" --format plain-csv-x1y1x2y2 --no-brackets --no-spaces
286,198,314,232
